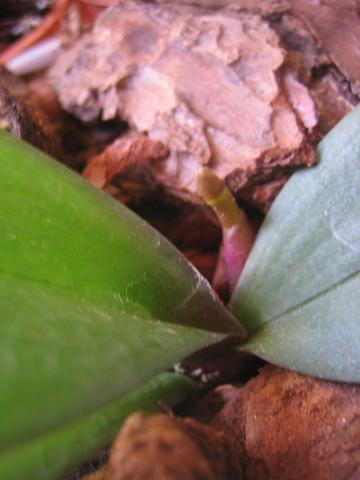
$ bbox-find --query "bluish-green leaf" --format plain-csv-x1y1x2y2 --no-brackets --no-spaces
0,130,242,479
230,105,360,382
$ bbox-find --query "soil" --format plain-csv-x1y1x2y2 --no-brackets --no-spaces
81,367,360,480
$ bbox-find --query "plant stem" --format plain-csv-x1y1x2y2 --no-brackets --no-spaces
197,168,255,292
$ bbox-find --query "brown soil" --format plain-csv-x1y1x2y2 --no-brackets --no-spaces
105,366,360,480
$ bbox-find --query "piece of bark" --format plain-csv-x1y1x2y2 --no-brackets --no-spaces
101,165,159,205
183,249,218,281
157,0,360,98
312,68,356,135
155,1,360,132
106,365,360,479
83,133,168,189
269,11,329,82
227,136,316,211
210,366,360,480
188,1,360,103
289,0,360,96
27,74,66,125
51,1,317,210
181,384,239,425
0,67,62,158
108,412,242,480
136,203,222,281
81,470,107,480
268,10,357,136
154,0,288,14
73,365,360,479
282,69,317,131
155,206,221,251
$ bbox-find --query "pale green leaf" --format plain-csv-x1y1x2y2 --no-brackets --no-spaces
230,105,360,382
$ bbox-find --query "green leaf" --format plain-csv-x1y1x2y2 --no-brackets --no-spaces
0,131,242,479
0,372,196,480
230,105,360,382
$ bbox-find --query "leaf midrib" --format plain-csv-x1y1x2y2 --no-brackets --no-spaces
254,267,360,332
0,268,150,321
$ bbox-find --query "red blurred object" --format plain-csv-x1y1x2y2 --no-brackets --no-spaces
75,0,109,25
0,0,118,67
0,0,70,65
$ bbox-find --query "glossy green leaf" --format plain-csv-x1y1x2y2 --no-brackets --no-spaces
0,131,242,479
230,105,360,382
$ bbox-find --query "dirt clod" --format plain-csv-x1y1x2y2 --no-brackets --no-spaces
108,412,242,480
211,366,360,480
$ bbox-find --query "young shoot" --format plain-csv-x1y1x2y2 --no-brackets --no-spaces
197,168,255,293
